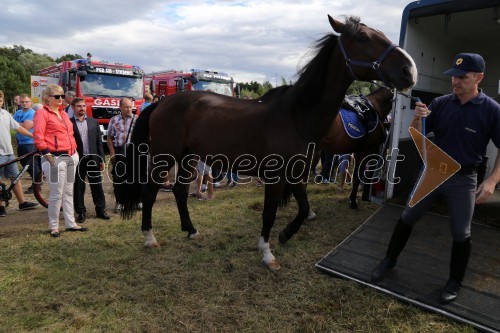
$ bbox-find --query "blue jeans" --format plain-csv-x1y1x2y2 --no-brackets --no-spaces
320,152,336,180
0,154,19,179
338,154,351,173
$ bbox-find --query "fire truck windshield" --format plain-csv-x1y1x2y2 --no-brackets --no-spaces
80,73,143,99
192,81,233,97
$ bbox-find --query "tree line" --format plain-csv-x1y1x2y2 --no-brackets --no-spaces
0,45,82,111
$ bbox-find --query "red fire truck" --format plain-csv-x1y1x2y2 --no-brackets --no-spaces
35,58,145,142
145,69,235,98
144,70,192,96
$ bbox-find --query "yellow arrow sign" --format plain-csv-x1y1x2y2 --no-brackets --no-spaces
408,127,461,207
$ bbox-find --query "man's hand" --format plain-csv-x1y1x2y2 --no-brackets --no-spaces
410,101,432,131
414,101,431,118
475,178,496,204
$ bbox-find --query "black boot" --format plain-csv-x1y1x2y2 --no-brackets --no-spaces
371,218,413,282
439,238,471,304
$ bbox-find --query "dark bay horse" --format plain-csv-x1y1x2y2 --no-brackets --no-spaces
119,15,417,271
318,87,394,209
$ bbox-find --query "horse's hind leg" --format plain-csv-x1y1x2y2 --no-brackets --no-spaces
279,183,310,244
173,168,200,239
259,182,286,271
142,180,160,248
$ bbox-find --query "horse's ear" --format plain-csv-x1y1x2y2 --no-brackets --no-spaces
328,14,343,33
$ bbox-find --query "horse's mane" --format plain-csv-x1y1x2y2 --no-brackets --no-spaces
258,85,291,103
293,16,362,104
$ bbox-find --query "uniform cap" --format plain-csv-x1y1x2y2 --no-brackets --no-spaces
444,53,485,76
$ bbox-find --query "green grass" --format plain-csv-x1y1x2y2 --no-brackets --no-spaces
0,183,475,333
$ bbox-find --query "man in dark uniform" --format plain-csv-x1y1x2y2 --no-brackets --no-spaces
71,98,109,222
371,53,500,304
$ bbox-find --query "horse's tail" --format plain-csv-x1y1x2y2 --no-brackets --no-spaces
120,103,156,219
279,182,293,207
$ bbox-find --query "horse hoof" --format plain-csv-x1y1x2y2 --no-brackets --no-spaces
262,260,281,271
144,242,160,248
307,210,317,220
349,202,359,210
187,231,203,240
278,231,289,244
143,230,159,248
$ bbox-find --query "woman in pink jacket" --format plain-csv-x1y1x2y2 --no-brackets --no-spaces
33,84,88,237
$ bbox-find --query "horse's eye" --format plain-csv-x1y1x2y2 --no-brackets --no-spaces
358,35,368,42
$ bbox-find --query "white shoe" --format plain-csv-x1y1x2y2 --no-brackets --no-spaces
213,182,221,188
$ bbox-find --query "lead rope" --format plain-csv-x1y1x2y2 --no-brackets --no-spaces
414,97,427,166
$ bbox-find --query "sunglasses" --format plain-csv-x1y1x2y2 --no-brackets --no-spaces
50,95,65,99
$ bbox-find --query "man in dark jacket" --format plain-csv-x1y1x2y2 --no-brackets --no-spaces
71,98,109,222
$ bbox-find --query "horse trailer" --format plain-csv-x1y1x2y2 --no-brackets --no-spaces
386,0,500,200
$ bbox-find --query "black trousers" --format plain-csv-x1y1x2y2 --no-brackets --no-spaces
74,156,106,214
17,144,40,181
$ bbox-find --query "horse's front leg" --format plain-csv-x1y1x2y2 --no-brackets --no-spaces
259,182,285,271
279,183,310,244
141,181,160,248
173,169,200,239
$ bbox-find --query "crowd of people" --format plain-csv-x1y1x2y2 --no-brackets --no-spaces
0,85,238,235
1,85,133,236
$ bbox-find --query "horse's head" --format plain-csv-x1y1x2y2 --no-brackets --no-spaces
328,15,417,91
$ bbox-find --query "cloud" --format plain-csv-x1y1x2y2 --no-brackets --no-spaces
0,0,413,83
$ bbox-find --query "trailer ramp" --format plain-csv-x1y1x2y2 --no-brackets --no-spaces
316,204,499,333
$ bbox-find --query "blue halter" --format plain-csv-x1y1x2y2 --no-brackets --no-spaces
338,37,397,83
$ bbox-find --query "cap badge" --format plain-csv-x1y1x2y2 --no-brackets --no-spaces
456,58,463,66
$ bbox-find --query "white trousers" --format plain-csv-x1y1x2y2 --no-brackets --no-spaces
41,153,79,230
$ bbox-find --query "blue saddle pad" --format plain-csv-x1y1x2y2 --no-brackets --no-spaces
339,108,379,139
339,108,366,139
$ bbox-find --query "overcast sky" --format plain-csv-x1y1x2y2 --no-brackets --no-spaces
0,0,415,84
